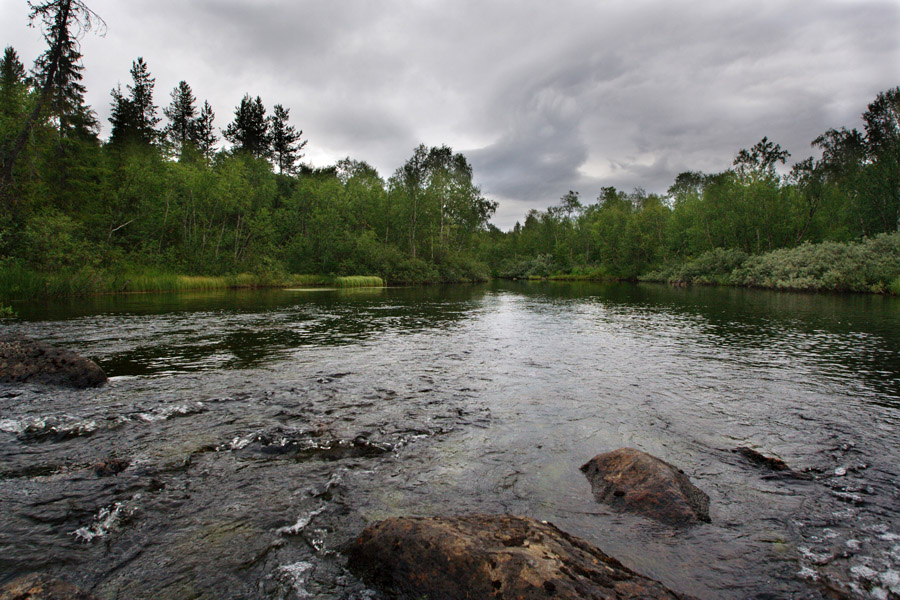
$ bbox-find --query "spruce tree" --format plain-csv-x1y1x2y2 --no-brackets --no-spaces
108,83,136,145
126,57,159,145
1,0,103,193
164,80,197,158
193,100,218,161
108,57,160,147
0,47,28,119
223,94,269,159
268,103,306,174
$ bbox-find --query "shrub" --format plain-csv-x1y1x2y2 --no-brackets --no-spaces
733,233,900,292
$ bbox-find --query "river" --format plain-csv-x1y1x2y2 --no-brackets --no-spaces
1,281,899,599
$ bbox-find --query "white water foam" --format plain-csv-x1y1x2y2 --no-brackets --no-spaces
277,506,326,536
70,499,134,543
276,561,313,598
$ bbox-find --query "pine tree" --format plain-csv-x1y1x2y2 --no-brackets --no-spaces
193,100,218,161
164,80,197,158
268,103,306,174
223,94,269,159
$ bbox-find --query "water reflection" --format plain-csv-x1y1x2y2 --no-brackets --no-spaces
2,282,900,599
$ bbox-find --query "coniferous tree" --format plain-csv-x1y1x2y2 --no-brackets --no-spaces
126,57,159,145
1,0,103,194
163,80,197,159
0,47,28,121
268,103,306,174
193,100,217,161
107,83,134,145
108,57,160,147
223,94,269,158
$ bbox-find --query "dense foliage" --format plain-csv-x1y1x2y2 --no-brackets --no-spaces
1,2,898,299
0,3,496,296
486,91,900,290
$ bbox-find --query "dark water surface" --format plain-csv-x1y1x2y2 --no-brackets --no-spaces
2,282,899,599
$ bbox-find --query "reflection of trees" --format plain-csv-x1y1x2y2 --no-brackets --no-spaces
507,280,900,400
92,286,488,376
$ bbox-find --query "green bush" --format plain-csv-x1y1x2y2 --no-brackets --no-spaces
498,254,556,279
733,233,900,292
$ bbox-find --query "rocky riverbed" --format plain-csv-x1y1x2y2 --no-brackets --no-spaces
2,283,900,599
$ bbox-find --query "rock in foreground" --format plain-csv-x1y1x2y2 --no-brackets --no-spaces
0,573,99,600
346,514,694,600
0,335,106,388
580,448,710,526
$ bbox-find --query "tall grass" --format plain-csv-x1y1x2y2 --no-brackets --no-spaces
0,264,384,301
334,276,384,288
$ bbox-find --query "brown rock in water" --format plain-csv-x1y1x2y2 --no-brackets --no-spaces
0,573,99,600
0,335,106,389
93,457,129,477
580,448,710,526
733,447,789,471
346,514,695,600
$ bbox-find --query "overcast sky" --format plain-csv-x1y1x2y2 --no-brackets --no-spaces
2,0,899,229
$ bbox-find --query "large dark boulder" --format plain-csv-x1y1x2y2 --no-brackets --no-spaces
0,335,106,388
580,448,710,526
346,514,695,600
0,573,99,600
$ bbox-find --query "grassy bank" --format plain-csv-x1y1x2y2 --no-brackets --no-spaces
641,233,900,294
0,266,384,302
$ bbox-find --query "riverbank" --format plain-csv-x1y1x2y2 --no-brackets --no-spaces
500,233,900,296
641,232,900,294
0,267,384,302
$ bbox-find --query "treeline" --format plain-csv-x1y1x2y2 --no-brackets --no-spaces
1,2,898,300
483,89,900,292
0,2,497,295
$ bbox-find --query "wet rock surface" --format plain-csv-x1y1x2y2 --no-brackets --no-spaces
0,573,99,600
0,336,106,389
580,448,710,526
346,514,695,600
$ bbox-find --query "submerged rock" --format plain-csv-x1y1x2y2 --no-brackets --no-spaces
346,514,695,600
733,447,790,471
93,457,129,477
731,447,813,481
0,335,107,389
580,447,710,526
0,573,99,600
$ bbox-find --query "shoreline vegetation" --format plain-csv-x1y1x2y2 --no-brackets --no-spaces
0,268,386,301
1,5,898,306
2,231,898,304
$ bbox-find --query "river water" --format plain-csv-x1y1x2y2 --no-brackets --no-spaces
1,282,899,599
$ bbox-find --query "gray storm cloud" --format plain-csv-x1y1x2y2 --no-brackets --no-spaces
1,0,897,228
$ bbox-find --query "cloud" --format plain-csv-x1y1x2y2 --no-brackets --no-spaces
2,0,897,229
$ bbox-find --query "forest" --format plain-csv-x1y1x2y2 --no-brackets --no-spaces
1,1,899,300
